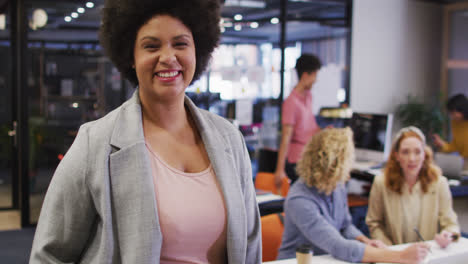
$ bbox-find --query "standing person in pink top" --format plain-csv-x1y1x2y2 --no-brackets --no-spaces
274,54,322,189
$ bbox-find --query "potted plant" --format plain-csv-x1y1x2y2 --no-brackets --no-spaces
395,95,446,147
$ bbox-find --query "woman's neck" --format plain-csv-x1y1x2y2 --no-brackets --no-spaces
140,95,189,133
404,173,419,192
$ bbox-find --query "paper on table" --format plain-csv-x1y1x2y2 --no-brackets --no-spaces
263,238,468,264
377,238,468,264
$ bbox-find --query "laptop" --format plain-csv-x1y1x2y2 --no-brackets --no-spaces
434,152,464,179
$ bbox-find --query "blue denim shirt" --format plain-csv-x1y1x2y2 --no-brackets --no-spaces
277,179,365,262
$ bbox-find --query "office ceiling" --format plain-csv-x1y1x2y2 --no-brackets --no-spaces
2,0,467,45
11,0,351,45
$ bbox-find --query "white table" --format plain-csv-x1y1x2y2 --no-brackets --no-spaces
264,237,468,264
389,238,468,264
264,255,348,264
256,192,284,204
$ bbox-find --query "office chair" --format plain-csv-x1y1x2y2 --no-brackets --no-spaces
255,172,290,197
261,212,285,262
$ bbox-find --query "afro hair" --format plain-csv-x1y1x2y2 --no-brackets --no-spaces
99,0,221,86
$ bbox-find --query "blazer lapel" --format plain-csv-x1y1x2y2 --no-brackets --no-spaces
185,97,247,263
418,183,437,239
109,91,161,263
387,189,404,244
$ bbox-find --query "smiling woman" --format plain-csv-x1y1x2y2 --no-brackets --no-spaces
29,0,262,263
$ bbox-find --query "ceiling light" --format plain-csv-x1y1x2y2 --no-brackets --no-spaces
234,14,243,21
34,9,48,27
71,12,79,18
250,22,259,28
234,24,242,31
270,17,279,24
64,16,72,22
86,2,95,8
224,0,266,8
30,9,48,30
77,7,85,13
0,14,5,30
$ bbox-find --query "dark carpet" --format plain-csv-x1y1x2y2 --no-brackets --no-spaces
0,227,35,264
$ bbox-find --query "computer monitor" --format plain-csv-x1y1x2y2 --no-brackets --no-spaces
350,112,393,163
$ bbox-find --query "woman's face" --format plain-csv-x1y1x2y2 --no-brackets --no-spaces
133,15,196,103
395,136,425,180
449,111,464,121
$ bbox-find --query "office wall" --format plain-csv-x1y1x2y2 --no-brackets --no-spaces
351,0,468,234
350,0,442,115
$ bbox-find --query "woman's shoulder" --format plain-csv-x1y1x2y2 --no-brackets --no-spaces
452,119,468,127
433,174,449,188
199,108,236,129
78,97,139,143
80,104,126,134
287,180,320,201
373,174,386,185
368,174,388,194
186,99,241,136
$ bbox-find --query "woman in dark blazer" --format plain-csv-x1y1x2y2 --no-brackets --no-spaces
29,0,261,263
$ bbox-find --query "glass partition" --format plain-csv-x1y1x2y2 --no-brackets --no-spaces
25,0,128,223
0,10,13,210
15,0,352,223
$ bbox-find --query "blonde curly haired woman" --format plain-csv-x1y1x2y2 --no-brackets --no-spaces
277,128,430,264
366,126,460,248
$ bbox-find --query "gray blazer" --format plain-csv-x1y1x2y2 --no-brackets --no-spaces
30,91,262,264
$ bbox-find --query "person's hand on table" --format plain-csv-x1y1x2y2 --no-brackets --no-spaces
367,239,387,249
356,235,387,248
400,242,430,264
434,230,454,248
274,170,287,193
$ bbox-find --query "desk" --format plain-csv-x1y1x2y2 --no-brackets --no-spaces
256,191,369,207
264,237,468,264
348,194,368,207
450,178,468,197
256,190,284,216
347,194,369,236
264,255,348,264
390,238,468,264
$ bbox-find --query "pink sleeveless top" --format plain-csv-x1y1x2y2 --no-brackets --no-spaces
146,143,227,264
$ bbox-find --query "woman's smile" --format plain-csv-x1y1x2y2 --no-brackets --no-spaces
154,70,182,82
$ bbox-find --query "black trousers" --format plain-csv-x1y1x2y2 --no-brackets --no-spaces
285,161,298,185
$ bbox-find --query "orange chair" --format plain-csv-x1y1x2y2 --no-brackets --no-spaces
261,213,285,262
255,172,290,197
